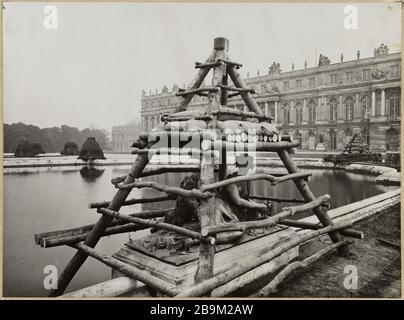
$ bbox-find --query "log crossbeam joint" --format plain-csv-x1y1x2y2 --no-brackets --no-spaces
217,84,256,94
176,87,220,97
201,194,331,236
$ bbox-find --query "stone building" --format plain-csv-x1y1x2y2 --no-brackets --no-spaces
111,120,142,152
140,44,400,151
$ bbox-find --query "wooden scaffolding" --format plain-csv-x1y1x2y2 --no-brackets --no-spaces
35,38,362,297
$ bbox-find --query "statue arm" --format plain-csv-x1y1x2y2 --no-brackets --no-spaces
225,183,266,209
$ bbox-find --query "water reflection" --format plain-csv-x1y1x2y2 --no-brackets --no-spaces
79,166,105,183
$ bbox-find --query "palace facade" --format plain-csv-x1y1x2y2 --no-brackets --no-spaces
111,120,142,152
140,45,401,152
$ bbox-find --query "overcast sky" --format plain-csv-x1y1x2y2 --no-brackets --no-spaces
3,2,401,132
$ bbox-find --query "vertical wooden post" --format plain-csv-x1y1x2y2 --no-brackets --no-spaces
194,37,228,286
220,67,229,106
227,65,263,115
277,148,348,254
49,153,150,296
195,150,216,284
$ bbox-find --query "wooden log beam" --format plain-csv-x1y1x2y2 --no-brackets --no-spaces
131,138,149,149
176,221,353,297
211,254,290,297
212,108,272,121
227,65,263,115
204,140,300,152
201,194,331,236
194,37,227,286
97,208,215,245
35,224,95,245
217,58,243,69
281,194,331,215
49,152,150,297
228,92,241,99
140,166,202,177
35,208,173,245
255,240,352,296
277,149,347,255
147,130,215,145
73,243,180,296
140,166,222,178
280,219,364,239
249,195,307,204
377,237,400,250
200,172,312,192
39,222,152,248
131,147,204,157
113,166,210,182
176,86,220,97
88,194,176,209
195,61,221,69
220,67,229,106
195,59,243,69
195,150,217,284
218,143,227,181
217,84,255,93
163,115,213,122
117,180,211,199
62,277,138,298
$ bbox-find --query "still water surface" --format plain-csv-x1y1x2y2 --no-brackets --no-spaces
3,165,395,297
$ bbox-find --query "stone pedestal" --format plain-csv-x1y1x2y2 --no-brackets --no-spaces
113,226,299,293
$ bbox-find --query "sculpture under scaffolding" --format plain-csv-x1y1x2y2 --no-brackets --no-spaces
35,38,362,297
324,133,382,165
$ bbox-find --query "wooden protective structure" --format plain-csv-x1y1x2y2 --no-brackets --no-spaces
35,38,361,297
324,133,382,164
78,137,106,162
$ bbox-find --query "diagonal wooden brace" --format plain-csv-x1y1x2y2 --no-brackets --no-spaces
48,152,151,296
277,149,348,255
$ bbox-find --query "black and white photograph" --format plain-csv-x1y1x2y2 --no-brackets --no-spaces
2,1,402,299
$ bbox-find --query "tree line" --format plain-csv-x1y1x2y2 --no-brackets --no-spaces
3,122,110,153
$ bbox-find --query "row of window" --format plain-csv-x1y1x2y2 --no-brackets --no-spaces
283,127,399,151
282,101,317,124
143,64,400,106
281,92,400,124
274,65,399,92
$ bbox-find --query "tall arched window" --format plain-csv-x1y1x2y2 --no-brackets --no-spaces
386,127,399,151
361,96,371,120
295,102,303,124
329,129,337,149
308,100,316,123
345,97,354,121
283,104,290,124
388,91,400,120
329,98,338,122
